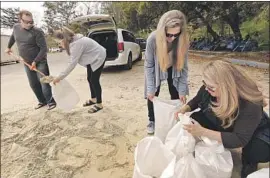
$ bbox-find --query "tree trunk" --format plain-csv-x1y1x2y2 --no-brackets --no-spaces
206,24,219,41
130,10,139,31
222,2,242,40
228,22,242,40
195,10,220,40
222,12,242,40
220,20,225,36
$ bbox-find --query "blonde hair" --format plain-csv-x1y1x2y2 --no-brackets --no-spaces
156,10,189,72
203,60,266,128
53,27,75,55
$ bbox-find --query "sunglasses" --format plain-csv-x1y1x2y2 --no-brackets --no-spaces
21,19,34,25
202,80,216,92
166,32,181,38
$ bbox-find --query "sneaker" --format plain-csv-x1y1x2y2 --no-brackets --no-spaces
147,121,155,134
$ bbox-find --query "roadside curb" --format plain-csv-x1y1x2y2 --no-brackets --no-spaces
190,53,269,69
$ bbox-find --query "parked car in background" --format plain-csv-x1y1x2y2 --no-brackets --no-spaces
136,38,146,51
49,47,62,53
70,14,142,70
1,35,20,64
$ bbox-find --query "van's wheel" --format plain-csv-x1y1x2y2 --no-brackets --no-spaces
137,51,142,61
125,53,132,70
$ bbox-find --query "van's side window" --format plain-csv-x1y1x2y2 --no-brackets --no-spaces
122,31,130,42
122,31,136,43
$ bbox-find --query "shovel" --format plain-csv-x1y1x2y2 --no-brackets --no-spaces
9,53,54,83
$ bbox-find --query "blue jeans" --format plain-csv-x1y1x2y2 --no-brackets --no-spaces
24,60,55,104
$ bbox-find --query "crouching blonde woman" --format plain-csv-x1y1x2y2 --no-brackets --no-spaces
144,10,190,134
53,27,106,113
176,60,270,178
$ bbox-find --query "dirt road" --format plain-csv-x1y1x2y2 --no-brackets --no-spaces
1,53,269,177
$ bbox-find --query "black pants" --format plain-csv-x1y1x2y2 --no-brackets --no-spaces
190,111,270,178
87,62,104,104
148,67,179,122
241,138,270,178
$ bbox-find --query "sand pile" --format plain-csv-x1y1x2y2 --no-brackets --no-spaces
1,107,147,178
1,55,269,178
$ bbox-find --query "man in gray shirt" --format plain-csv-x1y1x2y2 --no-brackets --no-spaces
6,10,56,110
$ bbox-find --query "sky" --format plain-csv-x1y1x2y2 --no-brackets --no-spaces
1,2,45,35
1,2,44,26
0,1,100,35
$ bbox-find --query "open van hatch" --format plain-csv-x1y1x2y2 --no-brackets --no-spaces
70,14,117,34
70,14,119,61
89,31,118,61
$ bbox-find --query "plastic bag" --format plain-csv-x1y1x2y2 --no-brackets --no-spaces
51,79,80,111
174,153,206,178
247,168,269,178
195,137,233,178
133,137,176,178
165,114,196,160
153,98,182,142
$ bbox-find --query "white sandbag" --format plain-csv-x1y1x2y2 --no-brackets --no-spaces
153,98,182,142
165,114,196,160
195,137,233,178
133,137,176,178
247,168,269,178
174,153,206,178
51,79,80,111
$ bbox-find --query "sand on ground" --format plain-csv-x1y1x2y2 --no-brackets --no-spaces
1,52,269,178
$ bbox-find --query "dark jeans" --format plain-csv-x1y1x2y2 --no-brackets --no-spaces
190,111,270,178
147,67,179,122
24,60,55,104
87,62,105,104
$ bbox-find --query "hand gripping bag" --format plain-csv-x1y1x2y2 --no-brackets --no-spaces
165,114,196,160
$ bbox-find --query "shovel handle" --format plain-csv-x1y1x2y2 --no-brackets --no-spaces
10,53,46,76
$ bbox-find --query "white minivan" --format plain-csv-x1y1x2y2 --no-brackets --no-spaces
70,14,142,70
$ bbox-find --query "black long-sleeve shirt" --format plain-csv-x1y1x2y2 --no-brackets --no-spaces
187,85,264,148
8,23,47,63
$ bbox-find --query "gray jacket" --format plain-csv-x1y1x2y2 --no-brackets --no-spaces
8,23,47,63
58,34,106,80
144,31,189,98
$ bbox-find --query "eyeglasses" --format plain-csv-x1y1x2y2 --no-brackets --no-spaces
202,80,216,92
166,32,181,38
21,19,34,25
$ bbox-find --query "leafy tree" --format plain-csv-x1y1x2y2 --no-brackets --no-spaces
98,1,268,42
42,1,78,31
43,2,61,31
56,2,78,26
1,8,20,28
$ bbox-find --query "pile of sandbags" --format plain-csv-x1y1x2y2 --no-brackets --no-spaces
133,98,233,178
247,168,269,178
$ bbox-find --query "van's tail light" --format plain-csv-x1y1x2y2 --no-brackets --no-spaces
118,42,124,52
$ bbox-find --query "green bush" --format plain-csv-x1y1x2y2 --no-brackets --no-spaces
240,5,269,50
46,35,59,48
135,29,151,39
